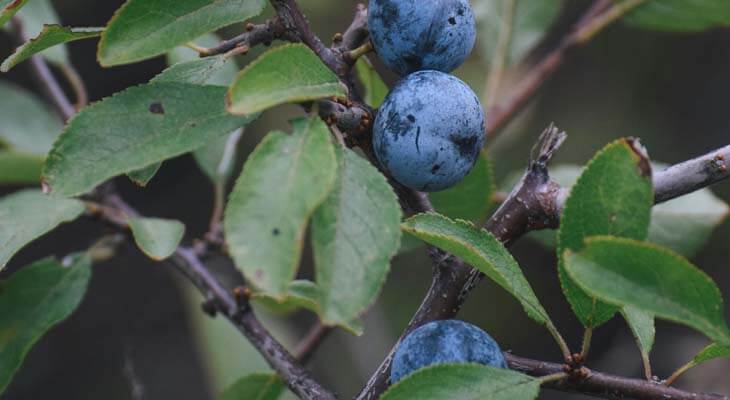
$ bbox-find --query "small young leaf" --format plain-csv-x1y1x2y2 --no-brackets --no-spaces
693,343,730,365
381,364,540,400
430,151,495,223
227,44,347,116
402,213,554,328
0,189,84,269
0,255,91,395
0,0,29,28
43,82,256,197
620,0,730,32
224,117,337,299
97,0,267,66
0,151,43,184
127,162,162,187
0,81,62,155
355,57,388,108
621,306,655,362
1,25,103,72
475,0,564,64
558,139,653,328
312,146,401,330
218,373,284,400
565,236,730,345
128,217,185,260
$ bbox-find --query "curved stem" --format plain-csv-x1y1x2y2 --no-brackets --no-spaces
664,360,696,387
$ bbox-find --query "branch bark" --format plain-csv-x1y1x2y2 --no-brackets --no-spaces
507,354,729,400
95,194,338,400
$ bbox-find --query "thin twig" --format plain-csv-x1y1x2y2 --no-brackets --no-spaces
10,17,75,121
294,322,333,364
487,0,646,138
59,64,89,110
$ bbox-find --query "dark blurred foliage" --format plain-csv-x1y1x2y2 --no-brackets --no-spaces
1,0,729,399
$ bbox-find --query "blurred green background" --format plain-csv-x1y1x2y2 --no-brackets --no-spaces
1,0,729,399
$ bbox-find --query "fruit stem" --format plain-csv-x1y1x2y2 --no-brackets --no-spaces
345,41,374,63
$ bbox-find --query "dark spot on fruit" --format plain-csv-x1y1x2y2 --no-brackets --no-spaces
407,115,416,123
431,164,441,174
272,228,280,236
415,126,421,154
449,134,478,158
149,102,164,114
448,17,456,25
457,8,465,16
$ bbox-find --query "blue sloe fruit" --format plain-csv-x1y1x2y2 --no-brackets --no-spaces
373,70,485,192
368,0,476,76
390,319,507,383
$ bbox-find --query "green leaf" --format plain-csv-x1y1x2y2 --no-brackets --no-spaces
193,128,242,186
1,25,102,72
431,151,495,223
620,0,730,32
0,189,84,269
42,82,256,197
354,57,388,108
693,343,730,365
312,146,401,330
381,364,540,400
0,81,62,155
621,306,655,362
219,373,284,400
565,236,730,345
402,213,553,328
227,44,347,116
167,33,240,86
475,0,564,64
0,255,91,394
648,188,729,257
154,55,236,85
0,151,43,184
127,162,162,187
0,0,29,28
128,217,185,260
13,0,67,66
224,117,337,298
558,140,653,328
97,0,267,66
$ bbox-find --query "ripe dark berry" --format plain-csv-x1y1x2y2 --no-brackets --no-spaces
373,70,485,192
